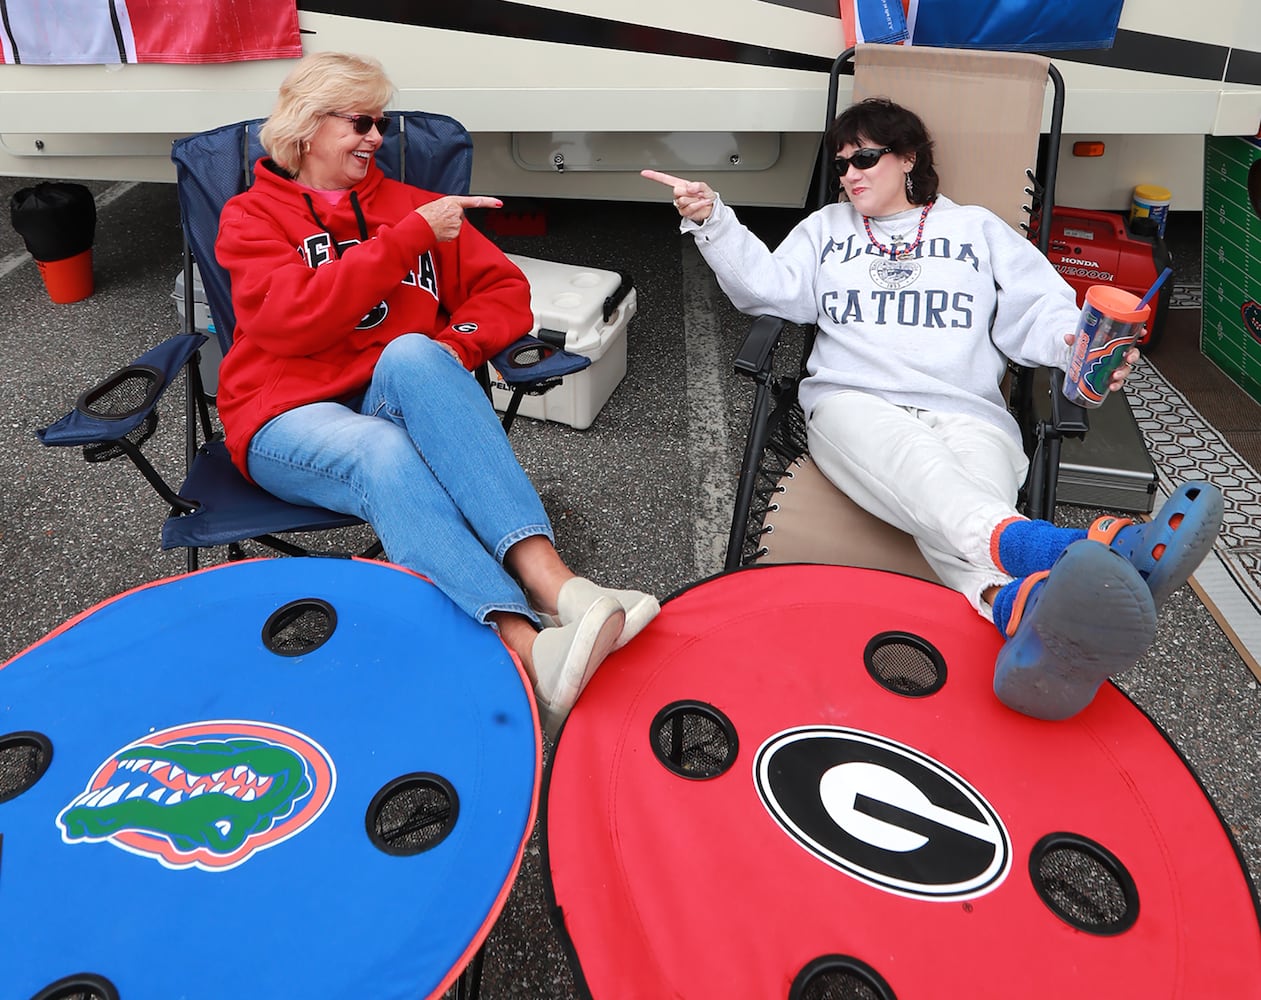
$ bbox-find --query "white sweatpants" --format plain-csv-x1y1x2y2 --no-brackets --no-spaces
805,391,1029,618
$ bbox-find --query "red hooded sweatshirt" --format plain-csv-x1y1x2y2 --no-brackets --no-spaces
214,158,533,478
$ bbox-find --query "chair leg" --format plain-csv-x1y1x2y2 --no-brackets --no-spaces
1025,424,1063,524
1042,435,1062,525
725,379,776,571
453,947,486,1000
500,388,525,433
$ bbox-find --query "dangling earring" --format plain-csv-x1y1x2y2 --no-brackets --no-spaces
905,172,914,200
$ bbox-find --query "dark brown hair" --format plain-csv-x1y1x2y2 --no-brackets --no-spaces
825,97,939,204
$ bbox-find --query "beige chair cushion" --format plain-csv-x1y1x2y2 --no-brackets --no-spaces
851,44,1050,234
756,455,941,584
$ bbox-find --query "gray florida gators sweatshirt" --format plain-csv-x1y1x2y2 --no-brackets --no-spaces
682,194,1080,445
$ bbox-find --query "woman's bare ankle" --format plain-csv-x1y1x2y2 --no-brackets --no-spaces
489,611,539,683
503,536,575,615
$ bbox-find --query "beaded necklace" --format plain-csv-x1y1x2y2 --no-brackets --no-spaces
862,198,935,259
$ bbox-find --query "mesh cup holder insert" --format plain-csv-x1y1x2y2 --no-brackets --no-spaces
76,365,163,420
366,772,459,855
29,973,119,1000
83,412,158,463
650,701,738,780
508,342,555,368
864,632,946,697
790,955,896,1000
262,598,337,657
0,731,53,804
1030,833,1139,935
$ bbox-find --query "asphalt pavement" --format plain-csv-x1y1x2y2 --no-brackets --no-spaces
1,177,1258,998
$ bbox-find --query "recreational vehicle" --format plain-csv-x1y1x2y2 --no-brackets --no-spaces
1,0,1259,210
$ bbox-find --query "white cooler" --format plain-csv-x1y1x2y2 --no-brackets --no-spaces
491,254,637,429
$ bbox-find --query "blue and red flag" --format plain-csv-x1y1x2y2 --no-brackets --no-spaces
840,0,1127,51
1,0,302,64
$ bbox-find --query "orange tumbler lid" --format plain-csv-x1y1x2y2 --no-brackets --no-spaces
1084,284,1151,324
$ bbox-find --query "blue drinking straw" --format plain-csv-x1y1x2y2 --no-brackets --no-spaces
1137,267,1173,309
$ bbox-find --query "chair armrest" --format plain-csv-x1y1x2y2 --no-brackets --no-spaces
37,333,206,447
734,315,788,378
1047,370,1089,437
491,335,591,387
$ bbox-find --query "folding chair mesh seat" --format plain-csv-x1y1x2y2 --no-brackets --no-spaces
39,112,590,570
725,44,1087,576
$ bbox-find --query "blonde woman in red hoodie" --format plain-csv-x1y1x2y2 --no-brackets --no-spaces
214,52,657,737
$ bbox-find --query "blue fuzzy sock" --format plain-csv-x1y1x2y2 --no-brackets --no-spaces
991,576,1046,639
997,519,1086,578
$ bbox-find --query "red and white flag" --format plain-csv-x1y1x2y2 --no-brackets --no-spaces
1,0,302,64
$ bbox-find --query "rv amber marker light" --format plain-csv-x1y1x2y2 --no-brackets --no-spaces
1073,141,1106,157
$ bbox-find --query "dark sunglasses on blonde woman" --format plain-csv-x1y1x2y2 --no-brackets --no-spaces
327,112,392,135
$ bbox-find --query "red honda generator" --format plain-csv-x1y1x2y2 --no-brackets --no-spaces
1033,206,1174,350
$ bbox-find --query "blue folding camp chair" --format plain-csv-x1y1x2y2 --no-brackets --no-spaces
38,111,592,570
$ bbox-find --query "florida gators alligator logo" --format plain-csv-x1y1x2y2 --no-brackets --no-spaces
56,720,336,871
1242,301,1261,345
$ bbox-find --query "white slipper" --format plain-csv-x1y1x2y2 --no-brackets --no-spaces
532,595,624,739
541,577,660,650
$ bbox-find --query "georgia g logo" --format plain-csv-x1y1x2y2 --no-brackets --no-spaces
357,300,388,329
56,720,335,872
755,726,1011,900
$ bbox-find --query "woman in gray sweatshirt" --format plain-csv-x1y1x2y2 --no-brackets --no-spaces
643,97,1221,721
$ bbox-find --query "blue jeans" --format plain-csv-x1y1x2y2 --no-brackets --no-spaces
247,334,551,624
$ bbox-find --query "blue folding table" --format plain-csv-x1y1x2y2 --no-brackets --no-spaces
1,557,539,1000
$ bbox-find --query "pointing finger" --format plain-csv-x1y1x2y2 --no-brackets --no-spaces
641,169,690,189
457,195,504,209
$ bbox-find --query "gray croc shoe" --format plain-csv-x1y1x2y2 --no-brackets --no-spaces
993,540,1157,721
1088,480,1223,607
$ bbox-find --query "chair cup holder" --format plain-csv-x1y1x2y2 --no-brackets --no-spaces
507,342,555,369
76,364,163,421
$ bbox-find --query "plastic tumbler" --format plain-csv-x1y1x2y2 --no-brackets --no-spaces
1062,285,1150,408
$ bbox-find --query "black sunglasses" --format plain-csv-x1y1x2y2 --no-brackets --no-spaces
327,112,392,136
832,146,894,174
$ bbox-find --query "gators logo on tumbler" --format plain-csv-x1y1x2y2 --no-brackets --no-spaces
56,720,336,871
1069,334,1133,405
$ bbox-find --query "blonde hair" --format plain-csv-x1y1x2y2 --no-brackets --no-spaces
260,52,395,173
